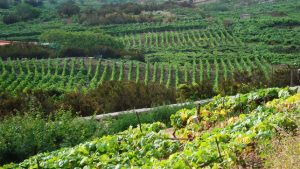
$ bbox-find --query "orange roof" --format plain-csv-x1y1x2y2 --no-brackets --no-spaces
0,40,12,46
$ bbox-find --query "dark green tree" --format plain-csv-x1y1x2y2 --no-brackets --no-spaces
16,3,41,21
57,1,80,17
24,0,43,7
0,0,9,9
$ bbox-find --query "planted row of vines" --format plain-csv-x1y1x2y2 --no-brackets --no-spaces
0,57,272,93
121,29,243,50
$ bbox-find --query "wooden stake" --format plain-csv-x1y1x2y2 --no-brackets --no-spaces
197,103,201,116
37,159,40,169
180,155,193,169
135,111,143,133
215,138,223,162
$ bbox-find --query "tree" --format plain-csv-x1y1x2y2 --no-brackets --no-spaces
39,30,124,57
24,0,43,7
16,3,41,21
0,0,9,9
2,14,19,24
40,30,124,50
2,3,40,24
48,0,57,4
57,1,80,17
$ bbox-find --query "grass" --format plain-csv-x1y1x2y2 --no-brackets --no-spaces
0,103,196,165
264,130,300,169
106,103,197,132
262,113,300,169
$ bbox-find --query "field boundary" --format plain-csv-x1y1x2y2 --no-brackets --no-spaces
84,98,213,120
84,86,300,120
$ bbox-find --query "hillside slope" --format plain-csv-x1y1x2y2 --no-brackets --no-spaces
3,87,299,168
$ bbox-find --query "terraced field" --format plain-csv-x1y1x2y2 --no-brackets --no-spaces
0,57,282,92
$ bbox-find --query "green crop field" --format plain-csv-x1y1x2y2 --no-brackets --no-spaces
0,0,299,167
0,56,285,93
3,88,300,168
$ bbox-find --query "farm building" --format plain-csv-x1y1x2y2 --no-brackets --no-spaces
0,40,12,46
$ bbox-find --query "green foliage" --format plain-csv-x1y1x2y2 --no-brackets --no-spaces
0,110,106,164
0,0,9,9
39,30,124,56
2,3,41,24
5,88,299,168
159,63,164,85
57,1,80,17
63,81,176,116
24,0,43,7
16,3,41,20
170,108,195,129
0,102,193,165
128,61,133,81
135,62,140,83
144,62,149,85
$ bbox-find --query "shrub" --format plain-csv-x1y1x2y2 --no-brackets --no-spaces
0,92,23,118
60,47,86,57
24,0,43,7
0,43,55,60
40,30,123,50
0,110,107,165
2,3,41,24
2,14,19,24
15,3,41,21
177,82,216,102
0,0,9,9
40,30,124,58
0,102,194,165
63,81,177,116
88,45,121,59
57,1,80,17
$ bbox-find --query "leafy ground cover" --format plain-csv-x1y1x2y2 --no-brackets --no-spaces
3,87,299,168
0,103,194,165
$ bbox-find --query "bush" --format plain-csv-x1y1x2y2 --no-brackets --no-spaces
63,81,177,116
2,14,19,24
16,3,41,21
3,3,41,24
57,1,80,17
0,0,9,9
0,92,23,118
24,0,43,7
60,47,86,57
177,82,216,102
0,110,107,165
78,1,191,25
0,101,194,165
40,30,126,58
88,45,121,59
40,30,123,49
0,43,55,60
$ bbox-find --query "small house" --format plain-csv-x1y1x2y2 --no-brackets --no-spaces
0,40,12,46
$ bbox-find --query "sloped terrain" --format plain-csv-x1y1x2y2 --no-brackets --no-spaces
3,87,299,168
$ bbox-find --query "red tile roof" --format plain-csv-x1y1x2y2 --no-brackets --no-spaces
0,40,12,46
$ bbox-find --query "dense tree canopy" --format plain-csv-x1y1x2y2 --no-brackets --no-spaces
16,3,41,20
0,0,9,9
2,3,41,24
40,30,124,49
24,0,43,7
39,30,125,57
57,1,80,17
